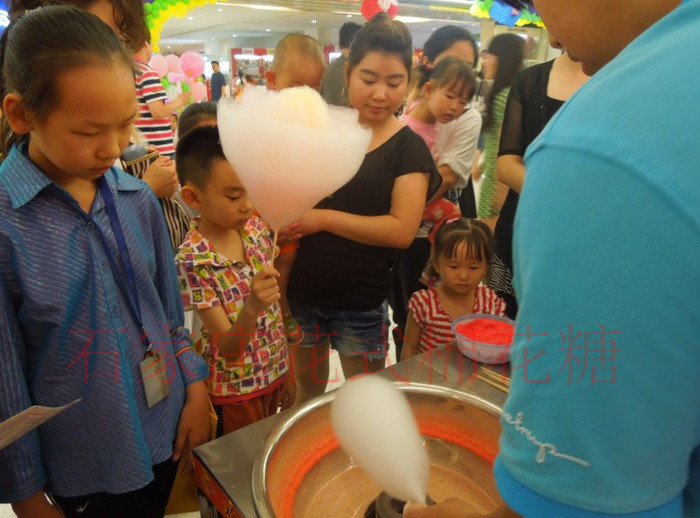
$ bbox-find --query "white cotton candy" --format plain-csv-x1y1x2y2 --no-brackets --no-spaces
330,376,429,505
217,86,372,231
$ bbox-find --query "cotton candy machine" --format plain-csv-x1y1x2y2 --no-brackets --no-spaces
192,346,512,518
253,383,508,517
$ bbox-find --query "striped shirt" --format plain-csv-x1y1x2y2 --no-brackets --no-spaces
0,144,208,500
408,286,506,354
133,58,176,157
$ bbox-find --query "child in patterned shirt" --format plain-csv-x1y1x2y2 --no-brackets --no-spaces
401,218,505,360
174,126,292,436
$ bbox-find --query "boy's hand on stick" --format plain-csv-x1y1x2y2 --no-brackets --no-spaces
246,266,281,315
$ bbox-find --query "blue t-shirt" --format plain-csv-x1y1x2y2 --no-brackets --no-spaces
495,0,700,516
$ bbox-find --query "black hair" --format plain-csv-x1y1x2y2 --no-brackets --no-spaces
425,218,494,280
416,56,476,102
9,0,149,53
347,12,412,79
483,33,524,130
339,21,362,49
211,60,220,66
175,125,226,189
0,5,134,158
178,101,218,139
423,25,479,68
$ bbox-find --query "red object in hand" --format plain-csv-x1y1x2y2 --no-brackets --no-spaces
456,318,514,345
361,0,399,20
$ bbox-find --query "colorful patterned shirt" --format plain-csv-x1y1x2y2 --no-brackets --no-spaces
133,57,176,157
408,286,506,354
175,217,288,402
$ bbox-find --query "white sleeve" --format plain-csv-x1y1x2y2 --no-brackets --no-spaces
434,109,482,190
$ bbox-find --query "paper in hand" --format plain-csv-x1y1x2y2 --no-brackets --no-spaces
0,399,80,450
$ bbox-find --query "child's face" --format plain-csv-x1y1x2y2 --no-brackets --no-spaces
25,63,136,186
270,54,324,92
194,159,253,231
425,82,470,124
433,242,488,296
346,51,408,127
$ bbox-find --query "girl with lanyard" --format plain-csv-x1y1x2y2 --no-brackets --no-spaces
0,7,209,517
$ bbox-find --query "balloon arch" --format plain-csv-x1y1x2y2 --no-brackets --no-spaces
143,0,544,53
143,0,217,52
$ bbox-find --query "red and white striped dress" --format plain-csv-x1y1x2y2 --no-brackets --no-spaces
408,285,506,354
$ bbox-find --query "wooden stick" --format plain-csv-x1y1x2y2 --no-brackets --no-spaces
475,373,509,393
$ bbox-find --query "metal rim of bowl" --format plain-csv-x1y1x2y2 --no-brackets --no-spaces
251,382,503,518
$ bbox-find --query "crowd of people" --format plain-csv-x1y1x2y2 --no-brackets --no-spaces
0,0,698,517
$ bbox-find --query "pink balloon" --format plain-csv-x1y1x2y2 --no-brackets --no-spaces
149,54,168,78
179,51,204,79
191,82,207,102
167,72,186,84
165,54,181,74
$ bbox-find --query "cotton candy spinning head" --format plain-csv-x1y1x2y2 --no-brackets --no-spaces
217,86,371,231
331,376,430,505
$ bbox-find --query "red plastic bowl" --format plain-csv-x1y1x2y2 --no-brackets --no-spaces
452,313,515,364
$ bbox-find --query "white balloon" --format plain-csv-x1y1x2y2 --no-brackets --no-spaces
330,376,429,505
217,86,372,231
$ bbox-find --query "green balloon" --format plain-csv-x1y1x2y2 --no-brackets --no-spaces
151,7,159,17
143,3,152,13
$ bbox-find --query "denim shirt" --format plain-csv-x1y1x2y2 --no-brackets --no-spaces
0,145,208,501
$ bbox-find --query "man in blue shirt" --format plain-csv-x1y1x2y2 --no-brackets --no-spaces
209,60,226,102
406,0,699,516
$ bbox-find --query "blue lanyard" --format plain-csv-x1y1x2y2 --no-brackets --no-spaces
93,177,151,352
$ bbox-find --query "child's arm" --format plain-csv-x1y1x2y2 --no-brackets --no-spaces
11,491,64,518
197,266,281,361
172,380,210,462
146,90,192,119
401,314,422,362
294,172,429,249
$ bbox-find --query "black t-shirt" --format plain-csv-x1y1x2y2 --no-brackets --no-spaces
288,126,440,310
495,60,565,268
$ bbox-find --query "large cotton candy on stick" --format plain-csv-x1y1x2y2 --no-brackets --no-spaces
331,376,430,505
217,86,371,232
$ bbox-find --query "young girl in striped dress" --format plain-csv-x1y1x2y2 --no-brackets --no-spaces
401,218,505,360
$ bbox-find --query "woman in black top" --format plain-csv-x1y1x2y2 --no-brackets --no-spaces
287,14,439,404
489,39,588,318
